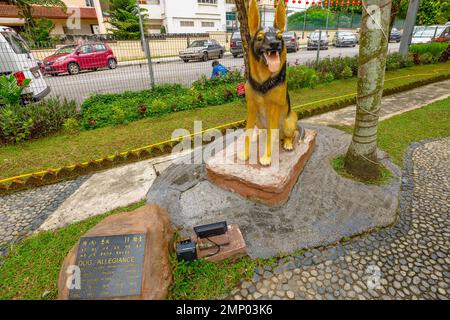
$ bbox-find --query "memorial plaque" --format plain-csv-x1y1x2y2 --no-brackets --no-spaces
69,233,146,300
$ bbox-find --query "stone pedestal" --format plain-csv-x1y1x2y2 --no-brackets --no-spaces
58,204,173,300
206,129,317,206
192,224,247,262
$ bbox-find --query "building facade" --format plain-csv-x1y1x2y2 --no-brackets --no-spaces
0,0,107,35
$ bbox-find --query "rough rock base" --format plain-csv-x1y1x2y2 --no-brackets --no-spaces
206,130,316,206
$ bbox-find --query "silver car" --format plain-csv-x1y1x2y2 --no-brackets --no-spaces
179,39,225,63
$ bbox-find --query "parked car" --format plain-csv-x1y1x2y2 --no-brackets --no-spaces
283,31,300,52
41,42,117,76
431,24,450,43
411,25,447,44
307,30,329,50
179,39,224,62
389,27,402,42
332,30,357,47
230,31,244,58
0,26,50,102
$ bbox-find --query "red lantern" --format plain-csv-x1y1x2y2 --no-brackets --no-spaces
312,1,315,4
306,1,309,4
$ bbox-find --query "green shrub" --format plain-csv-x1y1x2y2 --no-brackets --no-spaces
320,72,335,83
0,98,77,144
308,56,358,80
0,75,31,107
410,43,448,61
62,118,80,134
341,66,353,79
0,107,33,143
150,98,168,115
287,65,319,90
420,52,434,64
112,105,126,125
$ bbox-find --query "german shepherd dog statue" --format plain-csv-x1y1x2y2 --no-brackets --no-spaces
239,0,304,166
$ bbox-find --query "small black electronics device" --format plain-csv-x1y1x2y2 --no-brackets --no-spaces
176,239,197,262
194,221,228,239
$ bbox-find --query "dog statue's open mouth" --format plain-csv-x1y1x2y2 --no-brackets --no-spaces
263,50,281,73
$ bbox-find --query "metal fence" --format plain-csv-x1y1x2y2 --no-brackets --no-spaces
2,21,403,105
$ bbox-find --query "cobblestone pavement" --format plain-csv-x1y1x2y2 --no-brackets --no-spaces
229,138,450,300
303,80,450,127
0,177,87,256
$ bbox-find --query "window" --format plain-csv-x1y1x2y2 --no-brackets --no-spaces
79,45,93,54
226,0,235,4
198,0,217,4
180,21,195,27
226,12,236,21
147,0,160,4
85,0,94,7
0,32,30,54
201,21,215,28
94,44,107,52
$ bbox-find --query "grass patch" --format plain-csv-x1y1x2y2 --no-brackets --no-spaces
0,62,448,180
0,199,254,300
0,201,145,300
169,256,255,300
378,96,450,166
331,155,392,185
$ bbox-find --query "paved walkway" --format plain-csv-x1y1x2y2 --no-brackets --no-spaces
229,138,450,300
303,80,450,126
1,81,449,257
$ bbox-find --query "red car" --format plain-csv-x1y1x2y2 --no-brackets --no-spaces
41,42,117,76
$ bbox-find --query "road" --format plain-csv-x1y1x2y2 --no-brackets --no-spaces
46,43,401,104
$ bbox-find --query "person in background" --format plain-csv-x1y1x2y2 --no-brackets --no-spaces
211,60,229,79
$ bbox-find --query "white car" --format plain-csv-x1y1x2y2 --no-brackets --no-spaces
0,26,50,103
411,25,447,44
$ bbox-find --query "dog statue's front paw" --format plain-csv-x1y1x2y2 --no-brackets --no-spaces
283,139,294,151
238,150,249,161
259,154,272,166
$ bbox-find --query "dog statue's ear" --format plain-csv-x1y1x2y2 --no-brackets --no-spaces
248,0,260,36
274,0,286,31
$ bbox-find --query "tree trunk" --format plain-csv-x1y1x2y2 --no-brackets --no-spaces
235,0,250,79
345,0,392,180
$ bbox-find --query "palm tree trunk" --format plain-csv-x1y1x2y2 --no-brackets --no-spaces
234,0,250,79
345,0,392,180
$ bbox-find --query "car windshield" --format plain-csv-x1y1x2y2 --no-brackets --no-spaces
55,46,77,55
338,32,354,37
415,26,445,37
283,33,294,38
0,31,30,54
310,32,326,40
231,32,241,40
189,40,208,47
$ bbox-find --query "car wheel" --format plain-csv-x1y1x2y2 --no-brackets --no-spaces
218,51,224,59
50,73,58,77
202,52,208,62
108,58,117,69
183,59,189,63
232,54,238,58
67,62,80,75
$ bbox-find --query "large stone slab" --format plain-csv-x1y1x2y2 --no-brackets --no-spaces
147,124,401,258
58,204,173,300
206,130,316,206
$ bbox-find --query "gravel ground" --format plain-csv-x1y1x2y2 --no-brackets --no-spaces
229,138,450,300
0,177,88,256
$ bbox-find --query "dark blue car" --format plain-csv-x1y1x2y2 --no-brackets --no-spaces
390,28,402,42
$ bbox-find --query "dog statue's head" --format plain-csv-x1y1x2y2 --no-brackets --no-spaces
248,0,287,74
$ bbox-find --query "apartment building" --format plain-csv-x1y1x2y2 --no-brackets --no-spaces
0,0,107,35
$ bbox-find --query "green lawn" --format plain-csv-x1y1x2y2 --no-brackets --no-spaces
378,96,450,165
0,96,449,300
0,62,449,180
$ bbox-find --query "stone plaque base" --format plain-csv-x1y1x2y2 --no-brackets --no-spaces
192,224,247,262
58,204,173,300
206,129,317,206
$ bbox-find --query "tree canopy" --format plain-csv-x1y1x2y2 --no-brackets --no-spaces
107,0,149,40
